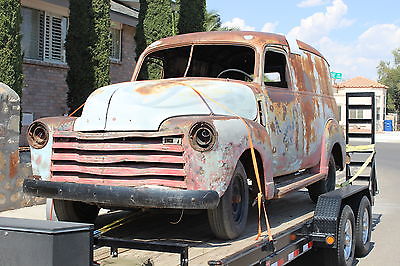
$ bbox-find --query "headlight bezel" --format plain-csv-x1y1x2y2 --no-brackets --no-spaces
27,121,50,149
189,122,217,151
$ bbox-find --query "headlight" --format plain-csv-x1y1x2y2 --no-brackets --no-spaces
189,122,217,151
27,122,49,149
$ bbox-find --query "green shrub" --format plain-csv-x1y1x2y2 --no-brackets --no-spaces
0,0,23,96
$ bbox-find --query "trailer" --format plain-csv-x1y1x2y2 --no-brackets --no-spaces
3,92,375,266
91,92,377,266
91,184,375,266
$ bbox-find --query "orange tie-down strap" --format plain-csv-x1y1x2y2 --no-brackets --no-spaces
176,82,273,241
66,82,274,241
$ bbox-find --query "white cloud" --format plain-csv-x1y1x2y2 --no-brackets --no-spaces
358,24,400,54
261,22,279,33
222,18,255,31
317,24,400,79
288,0,353,43
222,18,256,31
297,0,328,8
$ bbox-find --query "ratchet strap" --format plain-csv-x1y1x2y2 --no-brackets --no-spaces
94,212,141,237
338,144,375,187
177,82,273,241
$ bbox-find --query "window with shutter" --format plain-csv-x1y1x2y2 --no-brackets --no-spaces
21,7,43,60
21,7,67,63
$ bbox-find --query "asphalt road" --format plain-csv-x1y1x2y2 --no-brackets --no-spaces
290,141,400,265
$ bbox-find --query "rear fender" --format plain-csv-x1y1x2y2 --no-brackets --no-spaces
318,119,345,175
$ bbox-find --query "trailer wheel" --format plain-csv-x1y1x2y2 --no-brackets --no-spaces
324,205,355,266
355,196,372,257
308,154,336,203
54,199,99,223
207,161,249,239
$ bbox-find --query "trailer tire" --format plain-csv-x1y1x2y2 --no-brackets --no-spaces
208,161,249,240
54,199,99,223
355,196,372,257
323,205,355,266
308,154,336,203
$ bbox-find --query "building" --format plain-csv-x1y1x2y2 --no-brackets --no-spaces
20,0,139,126
333,76,388,132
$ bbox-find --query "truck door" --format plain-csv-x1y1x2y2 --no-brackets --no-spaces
262,48,304,177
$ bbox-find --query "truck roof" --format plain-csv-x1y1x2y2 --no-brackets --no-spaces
151,31,325,59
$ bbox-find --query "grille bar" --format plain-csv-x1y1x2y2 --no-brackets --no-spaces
51,153,184,164
51,164,185,177
52,142,184,152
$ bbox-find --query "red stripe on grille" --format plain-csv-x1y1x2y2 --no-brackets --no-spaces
51,153,184,164
52,142,183,152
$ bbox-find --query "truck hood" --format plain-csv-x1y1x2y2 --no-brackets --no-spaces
74,78,257,131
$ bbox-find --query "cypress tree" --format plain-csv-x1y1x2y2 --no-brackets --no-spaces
66,0,94,113
0,0,23,96
66,0,111,113
177,0,206,34
91,0,111,89
135,0,175,60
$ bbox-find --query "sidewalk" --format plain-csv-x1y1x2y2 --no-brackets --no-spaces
376,131,400,142
0,204,46,220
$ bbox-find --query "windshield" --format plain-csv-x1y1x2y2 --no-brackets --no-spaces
137,45,255,82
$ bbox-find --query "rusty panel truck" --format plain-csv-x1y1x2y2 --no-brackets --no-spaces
23,32,377,265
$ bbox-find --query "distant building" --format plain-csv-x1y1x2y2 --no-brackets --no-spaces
333,76,388,132
20,0,139,122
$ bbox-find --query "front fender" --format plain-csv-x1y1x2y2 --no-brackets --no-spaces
29,117,77,181
161,116,273,198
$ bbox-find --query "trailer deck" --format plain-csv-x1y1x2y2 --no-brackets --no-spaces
93,190,315,265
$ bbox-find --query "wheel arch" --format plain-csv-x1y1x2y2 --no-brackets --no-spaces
239,149,265,198
319,119,346,174
332,142,344,171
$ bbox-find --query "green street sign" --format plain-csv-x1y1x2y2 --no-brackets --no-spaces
330,72,343,79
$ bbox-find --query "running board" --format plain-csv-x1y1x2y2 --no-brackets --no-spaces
274,173,326,198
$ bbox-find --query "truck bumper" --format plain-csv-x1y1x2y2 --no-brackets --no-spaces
23,178,220,209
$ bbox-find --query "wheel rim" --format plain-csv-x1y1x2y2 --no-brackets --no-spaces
362,208,370,244
344,219,353,260
231,176,244,223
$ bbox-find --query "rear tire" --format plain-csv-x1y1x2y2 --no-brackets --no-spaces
323,205,356,266
308,154,336,203
207,161,249,239
54,199,99,223
355,196,372,257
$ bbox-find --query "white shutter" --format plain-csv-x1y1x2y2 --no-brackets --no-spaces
43,13,67,63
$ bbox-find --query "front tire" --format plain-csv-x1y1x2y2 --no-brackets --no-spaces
54,199,99,223
355,196,372,257
207,161,249,239
308,154,336,203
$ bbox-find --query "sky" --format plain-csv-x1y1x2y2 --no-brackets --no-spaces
206,0,400,81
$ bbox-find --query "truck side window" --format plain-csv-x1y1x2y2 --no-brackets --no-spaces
264,51,288,88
